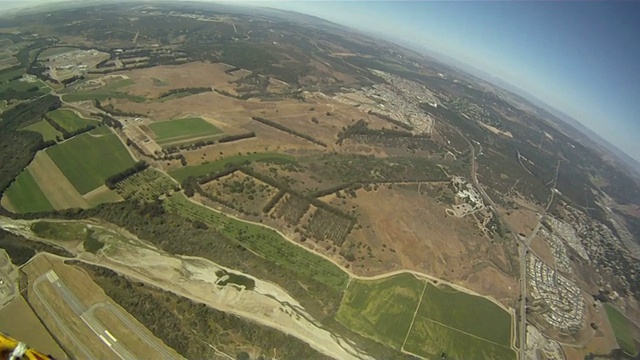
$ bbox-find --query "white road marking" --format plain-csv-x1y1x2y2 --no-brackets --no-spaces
46,271,59,282
98,334,112,347
105,330,117,342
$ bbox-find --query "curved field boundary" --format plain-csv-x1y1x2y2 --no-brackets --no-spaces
181,193,515,315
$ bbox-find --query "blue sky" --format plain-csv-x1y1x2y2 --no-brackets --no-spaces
249,1,640,162
1,0,638,161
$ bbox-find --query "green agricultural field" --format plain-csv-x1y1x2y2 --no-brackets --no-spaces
605,304,638,355
115,168,177,202
405,316,516,360
149,117,222,146
63,78,144,103
404,282,515,359
46,132,136,194
336,273,425,348
0,67,25,82
89,125,112,136
47,109,98,132
0,78,46,93
3,170,53,213
169,153,296,182
39,47,75,58
164,192,348,290
21,120,62,142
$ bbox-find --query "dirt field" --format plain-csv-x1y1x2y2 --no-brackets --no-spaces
0,295,68,359
22,254,182,360
28,151,90,210
337,185,519,304
118,62,238,98
561,300,619,359
529,235,556,270
500,204,541,237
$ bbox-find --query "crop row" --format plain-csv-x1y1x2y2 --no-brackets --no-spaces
115,168,178,202
306,208,355,246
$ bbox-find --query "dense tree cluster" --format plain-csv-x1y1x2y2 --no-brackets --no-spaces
105,161,149,189
0,229,73,265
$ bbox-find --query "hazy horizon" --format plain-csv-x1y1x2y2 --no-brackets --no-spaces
2,0,639,163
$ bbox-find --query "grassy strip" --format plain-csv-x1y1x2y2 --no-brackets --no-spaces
47,109,98,132
21,120,62,142
149,117,222,145
605,304,638,355
164,192,348,290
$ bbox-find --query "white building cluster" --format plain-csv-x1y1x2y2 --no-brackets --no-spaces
527,255,585,331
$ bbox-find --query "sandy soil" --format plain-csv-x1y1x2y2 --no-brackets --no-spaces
0,215,518,359
81,237,372,360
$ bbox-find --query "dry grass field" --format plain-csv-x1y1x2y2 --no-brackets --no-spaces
120,62,238,98
0,295,67,359
339,185,519,303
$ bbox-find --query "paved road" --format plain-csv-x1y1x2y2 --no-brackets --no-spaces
33,272,93,359
34,270,179,360
464,131,561,360
86,302,179,360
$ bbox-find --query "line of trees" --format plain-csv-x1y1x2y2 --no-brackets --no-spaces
43,114,96,140
251,116,327,147
94,100,145,117
217,132,255,143
105,161,149,189
158,87,211,99
100,114,123,129
368,110,413,131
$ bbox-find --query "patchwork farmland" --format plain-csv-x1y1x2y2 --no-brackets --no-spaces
3,129,135,213
337,274,516,359
148,117,222,147
336,273,424,348
46,132,136,195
